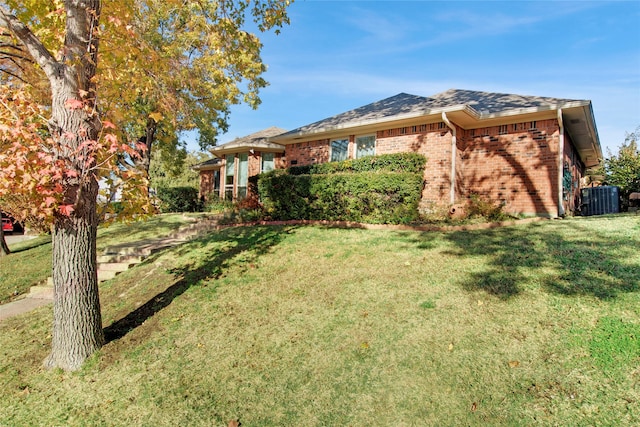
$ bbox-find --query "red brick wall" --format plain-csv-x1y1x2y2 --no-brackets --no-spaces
248,152,261,177
375,124,453,208
285,140,330,166
458,119,561,216
274,118,579,216
199,170,217,201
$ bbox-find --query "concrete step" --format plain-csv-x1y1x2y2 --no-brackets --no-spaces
29,284,54,300
103,245,156,257
99,262,136,272
97,254,145,264
98,269,119,282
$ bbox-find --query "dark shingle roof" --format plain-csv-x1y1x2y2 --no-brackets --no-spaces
278,89,586,137
430,89,580,114
191,157,222,171
218,126,287,147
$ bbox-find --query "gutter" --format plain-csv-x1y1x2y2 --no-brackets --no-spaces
557,108,565,217
442,112,457,205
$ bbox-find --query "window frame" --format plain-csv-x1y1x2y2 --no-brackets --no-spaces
237,153,249,200
355,134,376,159
224,154,235,200
330,138,349,162
261,152,275,173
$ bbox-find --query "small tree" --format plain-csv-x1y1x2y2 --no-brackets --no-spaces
603,127,640,208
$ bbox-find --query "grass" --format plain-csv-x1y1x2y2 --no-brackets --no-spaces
0,214,639,426
0,213,191,304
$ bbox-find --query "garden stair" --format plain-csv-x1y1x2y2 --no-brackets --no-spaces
26,216,221,302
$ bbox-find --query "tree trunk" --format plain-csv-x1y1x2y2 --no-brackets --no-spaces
44,178,103,371
136,117,157,179
44,0,103,370
0,213,9,256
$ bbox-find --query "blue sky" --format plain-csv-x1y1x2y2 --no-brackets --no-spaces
187,0,640,157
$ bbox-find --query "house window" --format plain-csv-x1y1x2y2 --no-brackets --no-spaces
262,152,275,172
213,170,220,195
355,135,376,158
499,125,508,135
237,153,248,199
224,154,235,200
330,138,349,162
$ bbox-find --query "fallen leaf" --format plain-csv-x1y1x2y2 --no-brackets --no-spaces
228,419,241,427
448,342,454,351
471,402,477,412
508,360,520,368
477,300,484,306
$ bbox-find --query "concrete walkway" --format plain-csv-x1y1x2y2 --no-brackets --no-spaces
0,295,52,322
0,216,220,323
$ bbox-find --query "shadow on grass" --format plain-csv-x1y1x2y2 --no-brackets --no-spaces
103,225,293,343
439,218,639,300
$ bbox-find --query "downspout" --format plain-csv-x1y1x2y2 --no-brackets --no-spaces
442,112,457,205
557,109,565,217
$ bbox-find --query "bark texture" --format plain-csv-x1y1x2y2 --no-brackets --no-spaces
0,218,9,256
45,181,104,370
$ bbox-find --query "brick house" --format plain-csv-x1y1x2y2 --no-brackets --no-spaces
194,126,286,201
197,89,602,217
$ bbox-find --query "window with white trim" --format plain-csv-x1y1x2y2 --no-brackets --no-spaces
224,154,235,200
355,135,376,158
237,153,248,199
261,152,275,172
330,138,349,162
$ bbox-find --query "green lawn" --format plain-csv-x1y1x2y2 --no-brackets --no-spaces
1,214,639,426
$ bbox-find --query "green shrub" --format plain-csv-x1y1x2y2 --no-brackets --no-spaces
466,193,508,222
205,196,234,214
288,153,426,175
258,154,426,224
156,186,202,213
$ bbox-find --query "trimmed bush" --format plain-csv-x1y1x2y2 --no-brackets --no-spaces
258,153,426,224
288,152,426,175
156,186,202,213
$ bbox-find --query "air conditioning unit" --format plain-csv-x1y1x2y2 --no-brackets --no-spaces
581,186,619,216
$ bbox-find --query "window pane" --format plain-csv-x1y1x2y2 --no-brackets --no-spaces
238,153,248,186
331,139,348,162
356,135,376,158
225,154,235,199
262,152,275,172
237,153,248,199
225,154,235,177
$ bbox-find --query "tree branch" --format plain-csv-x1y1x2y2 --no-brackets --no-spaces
0,6,59,81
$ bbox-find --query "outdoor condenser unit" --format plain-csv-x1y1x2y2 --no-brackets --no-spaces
581,186,620,216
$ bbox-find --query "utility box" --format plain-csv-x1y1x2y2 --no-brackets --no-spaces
581,186,620,216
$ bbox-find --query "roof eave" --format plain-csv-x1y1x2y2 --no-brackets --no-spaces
271,104,471,144
209,141,286,156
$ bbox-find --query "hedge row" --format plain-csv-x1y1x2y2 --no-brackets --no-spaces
155,186,202,213
257,154,426,224
288,152,426,175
